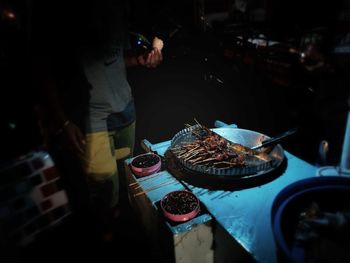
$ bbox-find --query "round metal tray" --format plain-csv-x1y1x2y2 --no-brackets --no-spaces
170,125,285,178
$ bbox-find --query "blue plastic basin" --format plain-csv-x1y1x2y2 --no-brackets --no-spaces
271,176,350,263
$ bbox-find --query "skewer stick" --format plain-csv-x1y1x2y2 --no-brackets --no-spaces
178,147,199,158
129,181,139,187
193,157,216,165
191,130,202,138
133,179,178,197
186,145,200,154
183,150,202,161
188,156,203,163
128,172,163,187
174,150,187,156
133,175,173,190
213,161,236,167
182,148,201,159
194,118,202,127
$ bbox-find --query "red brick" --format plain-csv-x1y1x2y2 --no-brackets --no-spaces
40,199,53,211
40,183,57,197
43,167,59,182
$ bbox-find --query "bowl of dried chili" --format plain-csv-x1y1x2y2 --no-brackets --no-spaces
131,153,161,177
160,190,200,222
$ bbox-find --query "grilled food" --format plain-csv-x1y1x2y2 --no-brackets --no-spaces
171,125,271,169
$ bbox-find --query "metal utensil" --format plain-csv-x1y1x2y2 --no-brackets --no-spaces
251,128,297,150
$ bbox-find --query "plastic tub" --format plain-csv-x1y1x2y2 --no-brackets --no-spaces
271,176,350,263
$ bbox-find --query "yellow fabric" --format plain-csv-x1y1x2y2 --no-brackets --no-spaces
113,122,136,160
84,131,117,181
115,147,131,160
82,121,135,208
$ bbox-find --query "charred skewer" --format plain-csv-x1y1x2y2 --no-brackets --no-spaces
193,157,216,165
171,122,271,169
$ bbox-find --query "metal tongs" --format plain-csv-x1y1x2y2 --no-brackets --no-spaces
251,128,298,150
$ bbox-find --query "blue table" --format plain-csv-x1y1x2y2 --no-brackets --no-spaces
136,123,317,263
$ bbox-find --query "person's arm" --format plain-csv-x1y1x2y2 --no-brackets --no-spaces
32,55,86,155
35,58,67,130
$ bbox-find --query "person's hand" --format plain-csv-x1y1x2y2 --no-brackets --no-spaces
152,37,164,51
60,121,86,157
136,36,164,68
137,48,163,68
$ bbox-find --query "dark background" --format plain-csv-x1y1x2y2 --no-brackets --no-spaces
1,0,350,262
1,0,349,165
127,0,350,166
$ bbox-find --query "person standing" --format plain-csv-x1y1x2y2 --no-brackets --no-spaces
31,0,163,241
